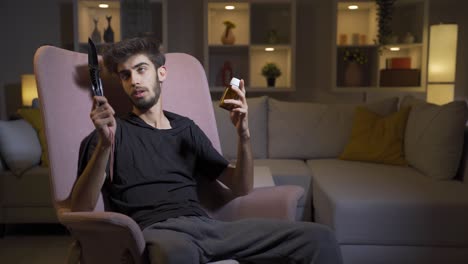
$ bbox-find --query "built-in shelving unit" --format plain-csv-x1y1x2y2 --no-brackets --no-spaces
73,0,167,54
332,0,428,92
204,0,296,92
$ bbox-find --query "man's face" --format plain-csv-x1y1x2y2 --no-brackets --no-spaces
117,54,161,111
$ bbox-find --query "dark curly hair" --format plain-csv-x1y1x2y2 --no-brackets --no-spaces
103,37,166,75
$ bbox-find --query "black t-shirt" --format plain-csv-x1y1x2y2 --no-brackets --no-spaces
77,111,229,229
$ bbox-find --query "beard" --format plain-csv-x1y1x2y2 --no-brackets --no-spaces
130,82,161,111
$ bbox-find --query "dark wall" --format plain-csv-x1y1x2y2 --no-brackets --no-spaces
1,0,467,119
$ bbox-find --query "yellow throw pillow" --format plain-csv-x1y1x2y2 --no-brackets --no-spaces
339,106,411,165
17,108,49,167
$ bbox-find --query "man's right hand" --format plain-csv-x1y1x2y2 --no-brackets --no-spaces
90,96,116,147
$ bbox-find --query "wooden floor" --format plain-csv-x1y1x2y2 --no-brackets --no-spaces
0,224,73,264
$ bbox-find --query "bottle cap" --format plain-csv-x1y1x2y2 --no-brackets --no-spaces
230,77,240,88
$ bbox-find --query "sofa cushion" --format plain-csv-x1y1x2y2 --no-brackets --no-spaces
308,159,468,246
17,108,49,167
1,166,52,207
268,97,398,159
401,96,468,180
339,106,410,165
0,119,42,175
213,96,268,160
254,159,312,221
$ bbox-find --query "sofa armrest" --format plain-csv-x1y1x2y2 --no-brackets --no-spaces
210,185,304,222
59,211,146,264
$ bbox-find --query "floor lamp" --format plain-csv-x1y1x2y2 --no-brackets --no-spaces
426,24,458,105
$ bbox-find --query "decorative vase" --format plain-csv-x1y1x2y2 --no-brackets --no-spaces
343,62,363,87
91,18,101,44
384,34,398,44
267,77,276,87
221,27,235,45
221,61,233,87
403,32,415,44
267,29,278,44
104,15,114,43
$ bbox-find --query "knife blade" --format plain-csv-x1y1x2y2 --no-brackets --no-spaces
88,38,104,97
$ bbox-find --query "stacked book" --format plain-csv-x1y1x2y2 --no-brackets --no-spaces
380,57,420,87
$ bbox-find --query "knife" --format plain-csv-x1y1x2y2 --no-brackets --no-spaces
88,38,104,97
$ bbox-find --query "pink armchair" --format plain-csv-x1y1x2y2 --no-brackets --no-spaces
33,46,304,264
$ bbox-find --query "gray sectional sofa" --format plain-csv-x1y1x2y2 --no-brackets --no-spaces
2,94,468,263
213,95,468,264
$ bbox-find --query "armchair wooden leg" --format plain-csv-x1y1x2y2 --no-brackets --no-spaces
0,224,6,238
67,240,81,264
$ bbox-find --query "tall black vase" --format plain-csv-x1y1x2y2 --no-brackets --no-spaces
104,15,114,43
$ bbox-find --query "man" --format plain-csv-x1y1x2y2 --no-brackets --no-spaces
72,37,342,264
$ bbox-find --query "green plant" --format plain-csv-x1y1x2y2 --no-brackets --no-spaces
261,63,282,79
223,20,236,30
343,49,368,65
375,0,396,45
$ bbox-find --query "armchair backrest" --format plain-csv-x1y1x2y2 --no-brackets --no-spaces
34,46,223,213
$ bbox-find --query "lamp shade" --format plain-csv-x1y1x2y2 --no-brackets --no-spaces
428,24,458,83
21,74,38,106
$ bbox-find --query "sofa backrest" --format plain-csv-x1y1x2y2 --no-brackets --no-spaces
214,96,399,160
213,96,268,160
267,97,398,159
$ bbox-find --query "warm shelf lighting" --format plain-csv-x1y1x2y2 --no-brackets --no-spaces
99,4,109,8
21,74,38,106
225,5,235,10
427,24,458,105
348,5,358,10
389,47,400,51
265,47,275,51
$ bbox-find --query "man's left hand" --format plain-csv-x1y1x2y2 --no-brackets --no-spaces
223,79,250,139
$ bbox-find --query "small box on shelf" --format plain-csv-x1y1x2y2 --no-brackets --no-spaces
380,69,421,87
386,57,412,69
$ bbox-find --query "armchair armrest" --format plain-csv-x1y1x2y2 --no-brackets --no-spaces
59,211,147,264
210,185,304,222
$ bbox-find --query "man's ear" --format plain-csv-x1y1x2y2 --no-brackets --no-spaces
158,66,167,82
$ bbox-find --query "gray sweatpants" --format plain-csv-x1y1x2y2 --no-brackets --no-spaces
142,216,342,264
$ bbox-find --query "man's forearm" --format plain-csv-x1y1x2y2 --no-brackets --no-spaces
233,134,254,196
71,141,110,211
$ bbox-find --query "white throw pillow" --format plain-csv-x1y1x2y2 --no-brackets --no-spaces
401,96,468,180
0,119,42,176
213,96,268,160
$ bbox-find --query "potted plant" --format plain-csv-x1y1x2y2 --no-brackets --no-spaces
221,20,236,45
261,62,282,87
375,0,396,45
343,48,368,65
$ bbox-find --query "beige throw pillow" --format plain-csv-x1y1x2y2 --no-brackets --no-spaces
401,96,468,180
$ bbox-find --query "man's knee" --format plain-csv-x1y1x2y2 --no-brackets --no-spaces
299,223,342,264
301,223,338,244
146,236,200,264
